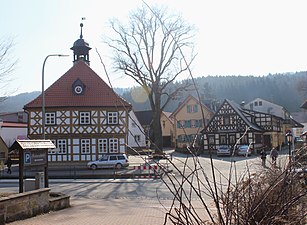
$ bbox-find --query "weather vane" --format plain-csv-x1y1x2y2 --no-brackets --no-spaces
80,17,86,39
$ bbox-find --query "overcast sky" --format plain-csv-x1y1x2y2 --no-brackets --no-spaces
1,0,307,96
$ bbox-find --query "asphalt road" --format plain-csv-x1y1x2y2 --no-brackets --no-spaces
1,151,290,200
1,150,291,225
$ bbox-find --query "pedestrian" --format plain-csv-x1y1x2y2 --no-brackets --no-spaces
270,147,278,166
260,150,267,168
6,157,12,174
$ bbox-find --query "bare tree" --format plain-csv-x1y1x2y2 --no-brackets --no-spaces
105,4,196,152
0,36,17,100
296,72,307,97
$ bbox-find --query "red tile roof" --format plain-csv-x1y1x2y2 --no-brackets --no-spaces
24,61,131,109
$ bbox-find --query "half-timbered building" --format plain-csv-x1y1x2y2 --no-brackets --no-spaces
202,99,285,153
246,98,304,141
23,24,131,164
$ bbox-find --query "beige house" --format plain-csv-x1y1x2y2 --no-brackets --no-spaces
170,95,214,150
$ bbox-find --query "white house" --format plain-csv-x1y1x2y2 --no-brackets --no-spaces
127,110,146,151
245,98,291,119
245,98,304,139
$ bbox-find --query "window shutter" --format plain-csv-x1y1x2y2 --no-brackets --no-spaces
186,120,191,128
195,120,199,127
194,105,198,112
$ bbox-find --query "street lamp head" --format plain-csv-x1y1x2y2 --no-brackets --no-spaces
42,53,69,139
286,131,293,143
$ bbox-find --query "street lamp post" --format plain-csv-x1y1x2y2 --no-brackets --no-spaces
42,54,68,139
285,131,293,162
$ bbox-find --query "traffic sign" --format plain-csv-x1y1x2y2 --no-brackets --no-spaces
24,152,31,164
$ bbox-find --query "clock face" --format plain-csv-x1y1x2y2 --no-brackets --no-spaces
74,85,83,94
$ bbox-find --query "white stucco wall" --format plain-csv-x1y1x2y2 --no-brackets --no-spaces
246,98,287,119
127,111,146,148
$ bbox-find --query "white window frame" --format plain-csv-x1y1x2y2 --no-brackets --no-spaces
98,139,108,153
108,112,118,124
109,138,118,153
191,120,196,128
181,120,185,128
134,135,141,142
45,112,56,125
191,105,198,113
81,139,91,153
187,104,198,113
57,139,67,154
80,112,91,125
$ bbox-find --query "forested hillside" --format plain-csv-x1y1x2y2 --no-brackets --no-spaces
0,72,306,113
0,92,40,113
121,71,307,112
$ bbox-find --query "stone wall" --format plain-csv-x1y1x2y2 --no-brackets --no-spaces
49,192,70,211
0,188,50,224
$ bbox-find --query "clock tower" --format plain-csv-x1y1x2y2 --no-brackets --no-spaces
70,23,91,65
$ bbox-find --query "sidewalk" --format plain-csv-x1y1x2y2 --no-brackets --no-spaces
7,195,212,225
7,197,171,225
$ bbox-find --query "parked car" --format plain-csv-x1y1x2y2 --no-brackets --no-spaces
87,154,129,170
294,137,304,143
216,145,232,156
237,145,252,156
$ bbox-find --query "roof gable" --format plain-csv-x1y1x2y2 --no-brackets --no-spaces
24,61,131,109
301,100,307,110
246,98,288,116
0,136,8,155
204,99,263,133
161,111,174,124
134,110,153,126
129,110,143,128
252,98,283,108
171,95,214,118
134,110,174,126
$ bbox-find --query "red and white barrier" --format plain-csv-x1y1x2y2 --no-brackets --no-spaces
133,164,161,179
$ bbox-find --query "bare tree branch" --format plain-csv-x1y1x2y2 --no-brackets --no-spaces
0,36,18,99
104,4,196,151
